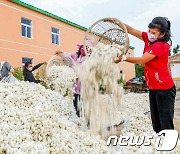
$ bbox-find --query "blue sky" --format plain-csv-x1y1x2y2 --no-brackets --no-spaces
21,0,180,56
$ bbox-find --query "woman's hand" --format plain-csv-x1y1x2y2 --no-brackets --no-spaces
55,51,63,55
114,56,122,63
104,18,115,23
43,62,47,65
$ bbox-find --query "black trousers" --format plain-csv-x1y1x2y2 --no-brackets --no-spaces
73,93,80,117
149,86,176,133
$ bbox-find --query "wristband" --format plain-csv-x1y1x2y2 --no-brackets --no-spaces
121,55,127,61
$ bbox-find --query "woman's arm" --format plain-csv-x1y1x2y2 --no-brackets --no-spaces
104,18,143,40
124,23,143,40
32,63,44,71
114,52,156,64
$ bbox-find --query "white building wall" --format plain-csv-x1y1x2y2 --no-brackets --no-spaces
171,64,180,78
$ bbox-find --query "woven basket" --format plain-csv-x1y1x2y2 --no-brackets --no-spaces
46,53,74,75
37,63,47,81
84,18,129,56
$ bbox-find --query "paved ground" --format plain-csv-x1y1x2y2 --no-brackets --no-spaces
174,91,180,133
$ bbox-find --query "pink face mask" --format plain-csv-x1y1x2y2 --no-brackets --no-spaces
77,44,86,56
80,48,86,56
148,33,157,42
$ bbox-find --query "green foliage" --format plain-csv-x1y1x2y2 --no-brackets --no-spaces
117,77,125,85
123,85,132,89
172,44,180,54
170,44,180,55
35,73,48,88
40,80,48,89
135,64,144,77
14,67,24,81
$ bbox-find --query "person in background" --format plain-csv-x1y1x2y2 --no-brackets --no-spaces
71,44,86,117
114,17,176,133
55,44,86,117
70,44,86,64
73,77,81,117
55,44,86,63
120,70,125,81
0,61,16,83
23,61,46,83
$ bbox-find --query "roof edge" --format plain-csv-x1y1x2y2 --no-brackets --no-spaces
170,53,180,57
11,0,87,31
129,46,135,50
11,0,135,49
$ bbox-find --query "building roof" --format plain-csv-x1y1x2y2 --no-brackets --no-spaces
11,0,135,49
169,53,180,63
170,53,180,58
129,46,135,50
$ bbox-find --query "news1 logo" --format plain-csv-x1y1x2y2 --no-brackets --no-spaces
107,130,179,151
155,130,178,151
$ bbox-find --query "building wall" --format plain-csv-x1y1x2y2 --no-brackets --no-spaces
169,54,180,88
171,64,180,79
0,0,85,67
171,64,180,88
0,0,135,81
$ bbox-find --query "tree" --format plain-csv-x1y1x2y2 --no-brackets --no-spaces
135,64,144,77
171,44,180,55
14,67,24,81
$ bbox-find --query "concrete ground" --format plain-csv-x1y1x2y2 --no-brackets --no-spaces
174,91,180,133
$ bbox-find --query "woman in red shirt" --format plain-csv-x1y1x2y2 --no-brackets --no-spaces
115,17,176,133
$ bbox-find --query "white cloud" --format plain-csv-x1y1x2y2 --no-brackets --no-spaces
135,0,180,20
130,0,180,54
21,0,180,56
22,0,111,26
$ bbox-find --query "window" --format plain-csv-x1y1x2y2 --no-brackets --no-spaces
51,27,60,45
21,18,32,38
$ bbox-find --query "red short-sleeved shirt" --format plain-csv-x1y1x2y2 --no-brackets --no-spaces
142,32,174,90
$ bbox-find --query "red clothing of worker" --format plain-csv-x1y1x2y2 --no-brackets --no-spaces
142,32,174,90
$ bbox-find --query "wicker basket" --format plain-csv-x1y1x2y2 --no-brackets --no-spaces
46,53,74,75
84,18,129,56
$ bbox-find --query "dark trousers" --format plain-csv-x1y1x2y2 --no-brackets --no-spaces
73,93,80,117
149,86,176,133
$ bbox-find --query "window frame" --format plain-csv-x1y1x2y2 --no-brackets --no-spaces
51,27,60,45
21,17,33,39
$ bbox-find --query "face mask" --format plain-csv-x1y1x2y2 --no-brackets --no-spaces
28,67,33,71
80,48,86,56
148,33,157,42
